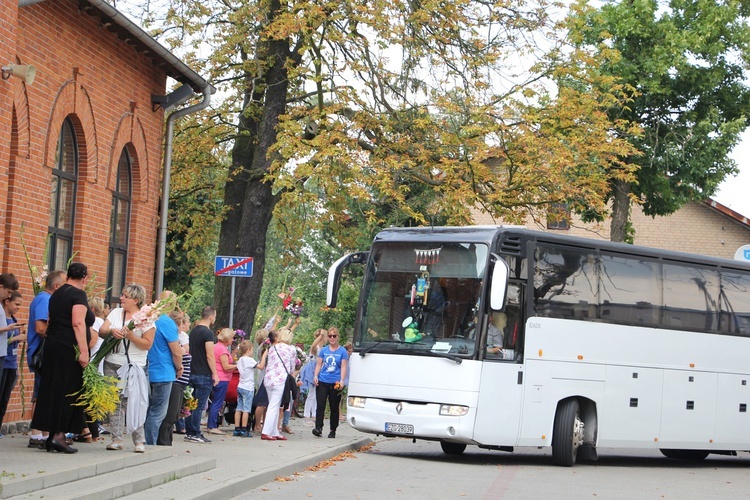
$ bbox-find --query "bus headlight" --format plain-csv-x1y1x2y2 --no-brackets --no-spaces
348,396,367,408
439,405,469,416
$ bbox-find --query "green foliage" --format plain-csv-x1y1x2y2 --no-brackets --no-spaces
163,112,230,295
569,0,750,239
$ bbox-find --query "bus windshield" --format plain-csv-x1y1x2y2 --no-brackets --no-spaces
356,241,489,357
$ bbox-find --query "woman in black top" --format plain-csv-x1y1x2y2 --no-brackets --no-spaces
30,263,95,454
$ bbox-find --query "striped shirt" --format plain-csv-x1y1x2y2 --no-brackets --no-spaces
177,352,192,386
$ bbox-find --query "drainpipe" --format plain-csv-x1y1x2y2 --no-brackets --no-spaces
155,87,211,296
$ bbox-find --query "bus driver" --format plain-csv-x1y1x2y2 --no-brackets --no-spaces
487,312,506,357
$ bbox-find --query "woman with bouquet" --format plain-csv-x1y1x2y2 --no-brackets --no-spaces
30,263,95,454
98,284,155,453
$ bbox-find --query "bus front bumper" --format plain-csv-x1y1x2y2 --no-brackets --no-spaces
346,397,476,442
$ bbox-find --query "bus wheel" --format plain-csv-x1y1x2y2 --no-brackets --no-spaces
660,449,709,461
440,441,467,455
552,399,583,467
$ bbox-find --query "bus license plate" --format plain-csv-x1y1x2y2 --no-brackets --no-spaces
385,422,414,435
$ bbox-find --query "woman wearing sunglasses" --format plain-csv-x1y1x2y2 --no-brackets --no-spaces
312,327,349,438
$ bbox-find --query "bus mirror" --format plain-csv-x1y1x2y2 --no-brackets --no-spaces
327,251,369,308
489,254,509,310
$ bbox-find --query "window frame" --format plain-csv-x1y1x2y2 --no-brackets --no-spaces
107,147,133,307
48,116,78,270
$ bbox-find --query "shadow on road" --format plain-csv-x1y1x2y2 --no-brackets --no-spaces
368,438,750,469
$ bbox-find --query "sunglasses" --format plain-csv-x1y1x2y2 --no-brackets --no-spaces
328,335,338,338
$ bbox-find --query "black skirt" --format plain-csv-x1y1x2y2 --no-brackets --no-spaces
30,340,85,434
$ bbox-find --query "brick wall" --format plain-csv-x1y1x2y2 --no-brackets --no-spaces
1,0,168,426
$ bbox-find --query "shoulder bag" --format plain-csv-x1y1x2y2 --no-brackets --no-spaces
29,339,45,372
275,346,298,407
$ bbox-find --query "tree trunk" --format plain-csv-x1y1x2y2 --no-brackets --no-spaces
214,11,290,331
609,178,631,243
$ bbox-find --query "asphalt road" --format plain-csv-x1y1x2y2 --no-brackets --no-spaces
241,437,750,499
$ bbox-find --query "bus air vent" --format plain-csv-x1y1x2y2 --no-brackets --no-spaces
500,236,522,256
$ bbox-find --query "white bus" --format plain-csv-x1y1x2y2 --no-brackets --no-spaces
327,226,750,465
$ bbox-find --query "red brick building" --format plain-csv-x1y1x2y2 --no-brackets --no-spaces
1,0,210,427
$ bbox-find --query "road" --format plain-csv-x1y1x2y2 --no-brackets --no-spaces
242,437,750,499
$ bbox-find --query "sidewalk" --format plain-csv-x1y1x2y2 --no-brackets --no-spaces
0,416,372,499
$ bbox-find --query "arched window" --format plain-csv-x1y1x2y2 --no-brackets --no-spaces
48,117,78,270
107,147,132,306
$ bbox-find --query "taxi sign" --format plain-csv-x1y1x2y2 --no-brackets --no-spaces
214,256,253,277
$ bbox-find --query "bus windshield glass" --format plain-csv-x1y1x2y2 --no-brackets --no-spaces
356,241,489,356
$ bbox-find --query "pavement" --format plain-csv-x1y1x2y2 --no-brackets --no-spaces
0,415,372,499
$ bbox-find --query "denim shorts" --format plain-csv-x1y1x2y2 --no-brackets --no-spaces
236,388,254,413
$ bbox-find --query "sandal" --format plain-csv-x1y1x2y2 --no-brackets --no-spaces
74,432,93,443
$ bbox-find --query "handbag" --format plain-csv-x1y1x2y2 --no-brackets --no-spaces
274,346,298,407
29,339,45,372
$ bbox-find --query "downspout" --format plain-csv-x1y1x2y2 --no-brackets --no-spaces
155,87,211,296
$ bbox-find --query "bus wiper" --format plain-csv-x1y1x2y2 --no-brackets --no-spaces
359,340,399,357
406,349,463,364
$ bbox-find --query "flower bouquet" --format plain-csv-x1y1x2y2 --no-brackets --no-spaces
278,287,304,317
232,329,247,350
181,386,198,417
72,293,182,420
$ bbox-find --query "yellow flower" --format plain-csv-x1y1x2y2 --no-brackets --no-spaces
70,364,120,422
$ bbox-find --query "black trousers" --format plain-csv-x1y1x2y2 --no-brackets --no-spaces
157,382,186,445
315,381,342,431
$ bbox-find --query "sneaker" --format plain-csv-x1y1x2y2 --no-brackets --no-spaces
312,427,322,437
328,430,336,439
184,434,211,443
98,425,111,435
232,428,243,437
243,431,253,438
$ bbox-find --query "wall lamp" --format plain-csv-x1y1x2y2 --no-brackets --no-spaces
1,64,36,85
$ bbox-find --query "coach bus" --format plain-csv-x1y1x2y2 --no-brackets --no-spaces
327,226,750,466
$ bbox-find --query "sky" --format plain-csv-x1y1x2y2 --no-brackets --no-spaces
714,130,750,218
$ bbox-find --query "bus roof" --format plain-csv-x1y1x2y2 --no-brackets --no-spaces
373,225,750,272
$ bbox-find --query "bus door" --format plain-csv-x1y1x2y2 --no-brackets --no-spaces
473,282,525,446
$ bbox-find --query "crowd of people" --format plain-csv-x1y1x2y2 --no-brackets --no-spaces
0,264,351,454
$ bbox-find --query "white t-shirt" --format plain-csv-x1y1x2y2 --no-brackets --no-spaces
237,355,258,391
90,316,105,374
104,307,150,367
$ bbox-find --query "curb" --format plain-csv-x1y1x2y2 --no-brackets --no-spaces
191,436,374,499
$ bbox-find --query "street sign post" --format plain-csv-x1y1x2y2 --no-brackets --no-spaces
214,256,254,329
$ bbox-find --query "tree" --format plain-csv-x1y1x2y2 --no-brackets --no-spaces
131,0,638,331
570,0,750,242
163,112,231,294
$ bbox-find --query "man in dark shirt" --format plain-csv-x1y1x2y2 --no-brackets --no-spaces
184,306,219,443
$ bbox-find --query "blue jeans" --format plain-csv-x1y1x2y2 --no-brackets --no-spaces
144,381,173,445
186,374,213,437
207,381,229,429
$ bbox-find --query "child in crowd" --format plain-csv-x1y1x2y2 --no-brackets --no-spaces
233,340,257,437
0,291,24,435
